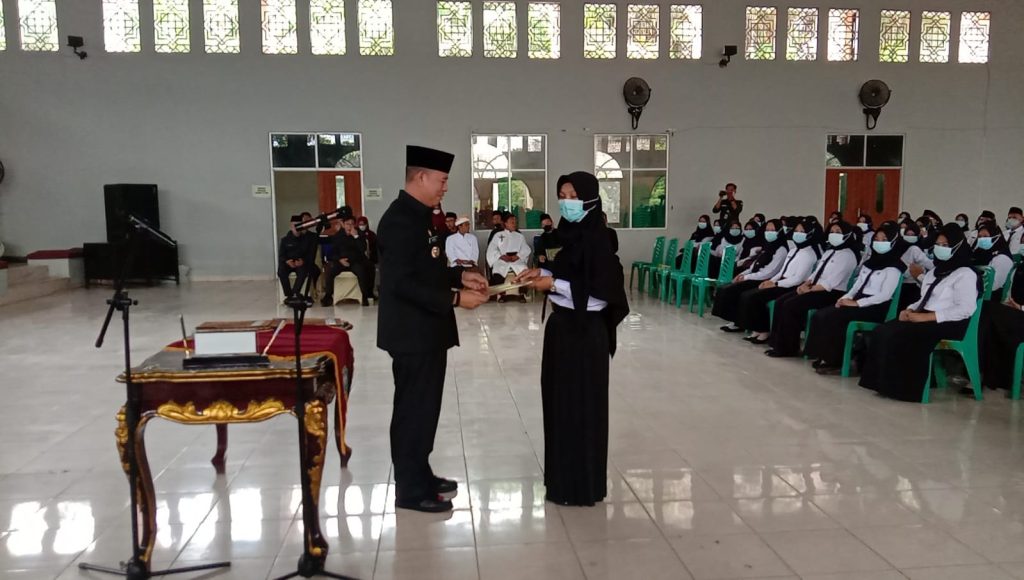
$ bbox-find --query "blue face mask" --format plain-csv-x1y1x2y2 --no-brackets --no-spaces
713,226,722,234
977,236,995,250
743,229,757,239
956,220,968,228
934,245,954,261
698,222,708,229
903,234,919,244
872,241,893,254
729,228,742,237
857,223,870,232
1008,218,1021,230
764,231,779,243
792,232,808,244
558,199,589,223
828,233,846,247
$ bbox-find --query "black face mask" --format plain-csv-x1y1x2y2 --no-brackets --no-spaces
543,225,553,232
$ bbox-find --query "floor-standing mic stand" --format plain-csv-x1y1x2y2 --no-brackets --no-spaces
79,224,230,580
274,277,357,580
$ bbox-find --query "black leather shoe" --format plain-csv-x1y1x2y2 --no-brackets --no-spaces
765,349,788,358
748,336,769,345
320,297,333,307
811,359,827,369
815,366,842,375
395,495,453,513
434,477,458,494
720,325,744,333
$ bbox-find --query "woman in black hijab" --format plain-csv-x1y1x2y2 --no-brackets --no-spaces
709,219,745,278
714,219,787,330
971,221,1014,301
858,224,980,401
806,222,907,373
677,214,715,268
517,171,629,506
736,218,765,273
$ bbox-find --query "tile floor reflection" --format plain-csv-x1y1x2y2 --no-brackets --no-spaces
3,281,1024,578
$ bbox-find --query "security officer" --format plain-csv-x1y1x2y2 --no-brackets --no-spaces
377,145,488,512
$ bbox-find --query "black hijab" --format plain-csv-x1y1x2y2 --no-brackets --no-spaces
972,222,1012,266
955,213,970,231
826,221,863,261
863,222,908,273
720,219,745,247
550,172,629,355
749,219,786,272
922,210,943,226
795,219,824,259
739,219,764,260
902,221,923,247
689,214,714,242
933,224,974,278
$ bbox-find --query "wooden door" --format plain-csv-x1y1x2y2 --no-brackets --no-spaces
317,171,363,216
825,168,901,224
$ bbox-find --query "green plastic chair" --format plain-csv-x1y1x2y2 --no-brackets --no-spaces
630,236,665,292
978,266,995,301
839,282,905,377
689,245,737,317
670,242,711,308
645,238,678,297
1001,263,1018,303
659,240,693,302
921,267,994,403
1011,342,1024,401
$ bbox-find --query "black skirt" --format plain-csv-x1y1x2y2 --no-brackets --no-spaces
735,286,794,332
898,282,921,311
805,302,890,366
858,319,970,402
711,279,760,322
768,290,846,356
980,302,1024,390
541,305,610,506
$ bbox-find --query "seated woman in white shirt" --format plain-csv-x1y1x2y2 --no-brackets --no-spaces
734,219,765,274
971,221,1014,302
708,219,745,279
732,220,823,344
859,224,980,402
856,214,875,250
766,221,861,358
715,219,787,330
486,213,532,302
806,222,905,374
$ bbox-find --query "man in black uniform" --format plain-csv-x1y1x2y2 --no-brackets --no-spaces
378,145,488,512
277,215,314,299
322,215,376,306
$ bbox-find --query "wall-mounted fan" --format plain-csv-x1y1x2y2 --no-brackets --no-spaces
623,77,652,130
859,80,891,130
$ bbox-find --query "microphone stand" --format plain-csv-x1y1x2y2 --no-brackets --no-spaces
80,222,230,579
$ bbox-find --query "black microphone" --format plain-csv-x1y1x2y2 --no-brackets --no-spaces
295,207,351,232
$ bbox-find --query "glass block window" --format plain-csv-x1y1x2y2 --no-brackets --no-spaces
438,1,472,57
261,0,297,54
310,0,346,55
879,10,910,63
786,7,817,61
594,134,669,229
919,11,950,63
583,3,616,59
102,0,141,53
154,0,191,53
627,5,659,59
1,1,8,51
528,2,560,59
958,12,990,64
472,135,548,230
204,0,240,53
669,5,702,60
827,8,858,61
18,0,59,51
483,1,517,58
359,0,394,56
745,6,777,60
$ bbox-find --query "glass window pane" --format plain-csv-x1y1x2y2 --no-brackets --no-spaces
879,9,910,63
875,173,886,213
745,6,777,61
271,134,317,168
528,2,560,59
472,135,546,230
599,177,626,226
919,11,950,63
103,0,141,53
632,170,667,228
669,5,702,60
510,172,546,229
154,0,191,53
310,0,346,55
583,3,616,59
958,12,990,64
595,135,631,169
438,1,472,57
19,0,59,52
786,7,817,61
483,1,517,58
866,135,903,167
827,8,858,62
318,133,362,168
261,0,297,54
509,135,546,170
826,135,865,167
837,173,848,212
633,134,668,169
359,0,394,56
627,4,659,60
0,2,5,50
204,0,240,54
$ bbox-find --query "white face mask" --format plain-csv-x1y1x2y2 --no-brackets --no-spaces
358,225,367,232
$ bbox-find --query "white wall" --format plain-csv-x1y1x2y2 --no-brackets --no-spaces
0,0,1021,278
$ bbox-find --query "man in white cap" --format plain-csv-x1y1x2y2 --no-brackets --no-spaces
445,216,479,269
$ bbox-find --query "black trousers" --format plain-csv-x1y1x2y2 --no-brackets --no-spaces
859,319,970,402
980,302,1024,390
735,286,794,332
805,302,890,366
389,349,447,501
711,279,760,323
768,290,845,356
323,259,375,300
277,262,317,297
898,282,921,311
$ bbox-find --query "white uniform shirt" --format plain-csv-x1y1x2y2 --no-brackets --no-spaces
770,247,819,288
445,232,479,266
713,238,743,258
986,253,1014,292
910,267,979,323
901,245,934,284
1005,227,1023,256
487,230,532,277
805,248,859,292
743,247,787,281
539,269,607,311
842,267,902,307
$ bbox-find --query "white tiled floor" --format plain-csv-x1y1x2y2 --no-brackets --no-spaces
3,281,1024,579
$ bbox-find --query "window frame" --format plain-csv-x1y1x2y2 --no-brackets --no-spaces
470,133,550,232
593,133,670,230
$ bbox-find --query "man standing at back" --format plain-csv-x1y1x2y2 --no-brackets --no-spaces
377,145,488,512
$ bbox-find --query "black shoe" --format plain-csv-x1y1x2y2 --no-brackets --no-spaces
720,325,744,333
811,359,827,369
320,297,333,307
748,336,769,345
361,298,370,306
395,495,453,513
765,349,788,358
816,365,842,376
433,477,458,494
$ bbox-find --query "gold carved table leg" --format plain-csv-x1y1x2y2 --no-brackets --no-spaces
302,400,330,563
115,407,158,571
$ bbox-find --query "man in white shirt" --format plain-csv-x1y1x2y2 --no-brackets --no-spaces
487,214,532,301
1005,207,1024,255
445,217,479,269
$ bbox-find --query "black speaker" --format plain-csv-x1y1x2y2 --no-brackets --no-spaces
104,184,159,242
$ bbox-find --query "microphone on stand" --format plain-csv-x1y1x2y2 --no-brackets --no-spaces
128,214,177,248
295,206,353,233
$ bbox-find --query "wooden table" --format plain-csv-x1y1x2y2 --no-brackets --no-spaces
115,349,347,571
